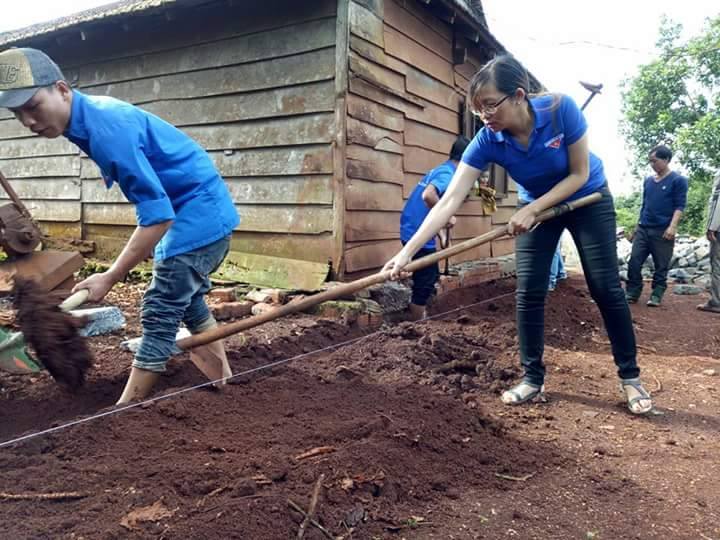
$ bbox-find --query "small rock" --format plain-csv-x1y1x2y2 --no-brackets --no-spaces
344,504,366,527
251,303,277,316
234,479,257,497
446,487,461,500
599,425,615,431
460,374,475,390
246,290,273,303
702,369,717,377
336,365,361,380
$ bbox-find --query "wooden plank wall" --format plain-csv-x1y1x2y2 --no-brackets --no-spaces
0,0,339,266
343,0,516,275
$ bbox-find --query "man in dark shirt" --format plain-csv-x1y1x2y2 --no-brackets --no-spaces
626,145,688,306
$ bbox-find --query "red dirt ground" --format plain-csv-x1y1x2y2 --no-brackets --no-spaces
0,275,718,539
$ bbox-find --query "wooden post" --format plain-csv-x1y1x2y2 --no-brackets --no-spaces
331,0,352,280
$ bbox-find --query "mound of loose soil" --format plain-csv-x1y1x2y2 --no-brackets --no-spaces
1,275,718,539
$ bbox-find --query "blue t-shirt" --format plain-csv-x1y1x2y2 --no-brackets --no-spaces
400,160,456,249
461,94,605,202
639,171,688,228
64,90,239,261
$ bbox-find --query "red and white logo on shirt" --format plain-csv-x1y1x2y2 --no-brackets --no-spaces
544,133,564,149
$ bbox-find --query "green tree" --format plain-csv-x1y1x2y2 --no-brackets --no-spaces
620,15,720,235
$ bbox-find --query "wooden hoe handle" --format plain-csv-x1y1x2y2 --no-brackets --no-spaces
177,192,602,350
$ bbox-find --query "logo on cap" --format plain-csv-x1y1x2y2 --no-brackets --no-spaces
0,65,20,85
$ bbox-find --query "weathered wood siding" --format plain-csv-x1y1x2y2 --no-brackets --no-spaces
343,0,516,275
0,0,339,266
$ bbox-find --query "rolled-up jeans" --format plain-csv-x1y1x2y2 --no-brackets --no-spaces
515,186,640,386
134,236,231,372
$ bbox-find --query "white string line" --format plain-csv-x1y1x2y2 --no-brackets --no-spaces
0,290,515,449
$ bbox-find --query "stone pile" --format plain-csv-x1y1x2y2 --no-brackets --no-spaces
617,234,712,295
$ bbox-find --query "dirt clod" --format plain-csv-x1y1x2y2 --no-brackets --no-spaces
12,277,92,390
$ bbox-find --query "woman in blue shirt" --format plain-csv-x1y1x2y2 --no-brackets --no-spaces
383,55,652,414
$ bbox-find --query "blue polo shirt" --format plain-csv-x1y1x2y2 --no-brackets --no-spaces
401,160,456,249
639,171,688,228
64,90,239,261
462,94,605,202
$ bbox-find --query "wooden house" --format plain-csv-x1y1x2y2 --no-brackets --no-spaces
0,0,524,285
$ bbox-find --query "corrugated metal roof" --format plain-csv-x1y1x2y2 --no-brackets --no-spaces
0,0,498,50
449,0,489,28
0,0,178,47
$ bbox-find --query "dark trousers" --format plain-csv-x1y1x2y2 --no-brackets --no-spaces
515,187,640,385
409,247,440,306
626,225,674,293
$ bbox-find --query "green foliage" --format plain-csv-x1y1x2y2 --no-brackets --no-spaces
620,14,720,234
614,192,642,232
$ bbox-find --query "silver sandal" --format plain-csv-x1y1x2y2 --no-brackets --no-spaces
501,382,545,405
620,378,653,415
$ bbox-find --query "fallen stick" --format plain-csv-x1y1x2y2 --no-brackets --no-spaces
651,373,663,394
296,473,325,539
288,499,334,540
494,472,536,482
433,359,478,373
0,491,88,501
294,446,336,461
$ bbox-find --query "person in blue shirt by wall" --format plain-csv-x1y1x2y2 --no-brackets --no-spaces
0,48,240,404
625,145,688,307
400,136,470,321
383,55,653,415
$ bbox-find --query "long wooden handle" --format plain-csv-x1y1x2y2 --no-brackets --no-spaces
59,289,89,312
0,169,33,220
177,192,602,350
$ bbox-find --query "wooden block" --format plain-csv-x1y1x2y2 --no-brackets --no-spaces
0,250,84,293
212,301,254,321
208,287,237,303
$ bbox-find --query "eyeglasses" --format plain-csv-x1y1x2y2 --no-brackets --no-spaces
475,94,511,117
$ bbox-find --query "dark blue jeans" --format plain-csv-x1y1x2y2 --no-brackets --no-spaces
626,225,674,293
134,236,231,372
410,247,440,306
515,187,640,385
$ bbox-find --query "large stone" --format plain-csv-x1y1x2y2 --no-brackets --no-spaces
692,275,712,290
674,244,694,259
669,268,691,283
694,237,709,249
672,284,703,295
617,238,632,262
368,281,411,313
694,245,710,261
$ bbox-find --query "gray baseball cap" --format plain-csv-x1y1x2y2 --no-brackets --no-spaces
0,48,65,108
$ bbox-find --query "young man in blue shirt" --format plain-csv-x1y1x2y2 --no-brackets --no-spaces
625,145,688,307
400,136,469,320
0,48,240,403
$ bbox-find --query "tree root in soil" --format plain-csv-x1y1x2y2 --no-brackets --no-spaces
12,277,93,390
494,471,536,482
0,491,88,501
293,473,326,539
